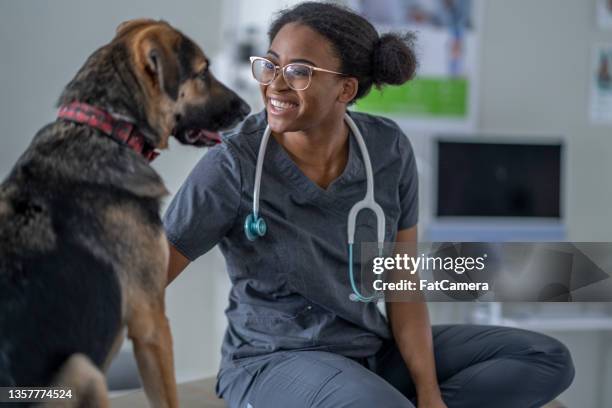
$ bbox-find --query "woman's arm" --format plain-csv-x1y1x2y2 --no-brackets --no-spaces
386,226,447,408
166,242,191,286
162,144,242,287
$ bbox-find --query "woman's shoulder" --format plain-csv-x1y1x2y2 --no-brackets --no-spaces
349,111,414,158
204,111,266,172
349,111,402,132
221,110,267,151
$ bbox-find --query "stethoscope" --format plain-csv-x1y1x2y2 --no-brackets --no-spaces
244,112,385,303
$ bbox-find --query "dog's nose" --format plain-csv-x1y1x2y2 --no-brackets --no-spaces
234,99,251,119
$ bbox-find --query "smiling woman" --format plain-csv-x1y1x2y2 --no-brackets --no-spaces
257,19,416,140
162,2,574,408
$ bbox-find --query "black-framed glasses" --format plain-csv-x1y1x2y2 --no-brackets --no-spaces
250,56,346,91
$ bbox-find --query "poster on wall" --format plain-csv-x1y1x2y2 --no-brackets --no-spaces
349,0,482,131
597,0,612,29
590,44,612,124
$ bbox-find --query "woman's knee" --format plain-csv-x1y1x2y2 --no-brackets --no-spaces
538,335,575,395
447,328,575,406
315,377,415,408
515,330,575,396
310,355,415,408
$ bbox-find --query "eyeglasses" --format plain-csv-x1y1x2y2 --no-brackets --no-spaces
250,56,345,91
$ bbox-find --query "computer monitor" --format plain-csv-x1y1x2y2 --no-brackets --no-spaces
436,138,563,218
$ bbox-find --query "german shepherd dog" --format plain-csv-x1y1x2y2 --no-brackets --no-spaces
0,19,249,407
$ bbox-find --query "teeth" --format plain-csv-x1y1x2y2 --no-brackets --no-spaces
270,98,297,110
185,129,203,143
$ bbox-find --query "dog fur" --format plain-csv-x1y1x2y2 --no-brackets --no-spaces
0,19,249,408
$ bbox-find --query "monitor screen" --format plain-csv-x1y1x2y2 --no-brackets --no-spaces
436,140,562,218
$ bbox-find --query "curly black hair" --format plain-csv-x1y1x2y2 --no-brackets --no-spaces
268,1,418,101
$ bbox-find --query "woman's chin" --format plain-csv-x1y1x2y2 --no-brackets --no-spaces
267,114,299,134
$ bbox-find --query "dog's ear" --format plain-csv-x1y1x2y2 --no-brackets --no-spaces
115,19,180,100
145,40,180,100
139,35,181,100
115,18,157,37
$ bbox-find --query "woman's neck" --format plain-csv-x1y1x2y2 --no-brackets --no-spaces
273,114,349,189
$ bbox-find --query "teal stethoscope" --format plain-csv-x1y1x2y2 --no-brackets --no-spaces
244,112,385,302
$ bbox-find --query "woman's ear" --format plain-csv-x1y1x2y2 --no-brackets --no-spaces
337,77,359,104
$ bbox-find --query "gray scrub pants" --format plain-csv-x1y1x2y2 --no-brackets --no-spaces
218,325,575,408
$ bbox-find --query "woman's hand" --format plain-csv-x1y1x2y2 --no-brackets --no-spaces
418,392,448,408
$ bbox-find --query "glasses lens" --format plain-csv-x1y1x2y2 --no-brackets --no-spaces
252,58,276,84
284,64,312,90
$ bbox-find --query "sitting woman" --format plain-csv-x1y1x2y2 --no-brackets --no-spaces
164,2,575,407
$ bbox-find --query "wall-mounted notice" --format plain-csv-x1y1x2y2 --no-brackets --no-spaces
349,0,482,131
590,44,612,125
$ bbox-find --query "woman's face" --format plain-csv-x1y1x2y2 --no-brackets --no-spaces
261,23,352,134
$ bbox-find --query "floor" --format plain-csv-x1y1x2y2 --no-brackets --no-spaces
111,377,226,408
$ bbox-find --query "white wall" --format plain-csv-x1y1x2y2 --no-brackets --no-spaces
478,0,612,242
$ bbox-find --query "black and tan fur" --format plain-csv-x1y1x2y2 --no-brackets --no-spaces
0,19,250,408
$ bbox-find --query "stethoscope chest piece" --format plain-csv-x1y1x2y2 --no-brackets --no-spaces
244,213,267,241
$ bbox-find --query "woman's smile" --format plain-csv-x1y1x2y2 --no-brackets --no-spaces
267,96,299,116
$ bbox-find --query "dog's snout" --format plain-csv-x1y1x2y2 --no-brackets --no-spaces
233,98,251,119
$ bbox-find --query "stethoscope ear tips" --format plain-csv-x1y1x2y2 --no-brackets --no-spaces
244,213,267,241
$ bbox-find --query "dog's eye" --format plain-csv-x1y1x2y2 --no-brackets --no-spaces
198,67,209,79
199,61,210,78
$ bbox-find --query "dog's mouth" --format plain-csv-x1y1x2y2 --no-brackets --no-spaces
172,127,221,147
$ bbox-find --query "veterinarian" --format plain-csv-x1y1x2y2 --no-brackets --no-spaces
163,2,574,407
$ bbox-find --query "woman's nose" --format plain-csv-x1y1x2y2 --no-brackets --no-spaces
269,67,290,90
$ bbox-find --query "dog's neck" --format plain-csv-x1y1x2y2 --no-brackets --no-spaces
56,43,161,149
57,102,159,162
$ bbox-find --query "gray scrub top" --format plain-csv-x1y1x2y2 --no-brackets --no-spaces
163,110,418,372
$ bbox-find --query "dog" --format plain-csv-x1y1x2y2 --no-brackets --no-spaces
0,19,250,407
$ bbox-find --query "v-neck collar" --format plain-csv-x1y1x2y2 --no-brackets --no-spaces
267,116,363,205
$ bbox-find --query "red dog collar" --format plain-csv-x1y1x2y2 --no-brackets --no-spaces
57,102,160,162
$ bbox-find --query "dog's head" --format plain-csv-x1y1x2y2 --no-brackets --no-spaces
115,19,250,148
60,19,250,150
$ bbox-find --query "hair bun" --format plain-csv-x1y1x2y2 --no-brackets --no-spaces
372,32,418,86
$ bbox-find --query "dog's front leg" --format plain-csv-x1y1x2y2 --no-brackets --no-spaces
44,353,110,408
127,295,178,408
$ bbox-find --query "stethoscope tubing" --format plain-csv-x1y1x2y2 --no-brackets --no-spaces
248,112,385,302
